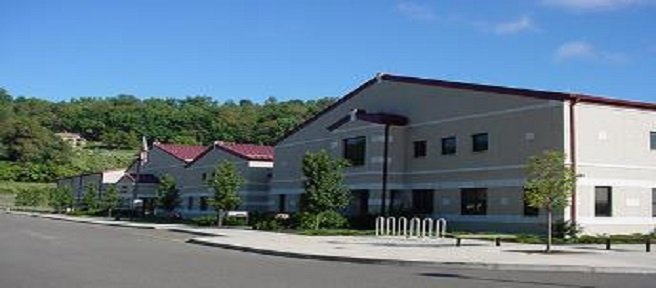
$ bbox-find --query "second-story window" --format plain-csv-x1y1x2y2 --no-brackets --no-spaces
472,133,488,152
441,136,456,155
343,136,366,166
650,132,656,150
413,140,427,158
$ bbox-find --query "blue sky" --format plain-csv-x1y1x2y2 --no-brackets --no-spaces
1,0,655,102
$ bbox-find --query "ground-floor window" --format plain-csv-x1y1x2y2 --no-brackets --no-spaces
653,188,656,217
347,190,369,215
595,186,612,217
187,196,194,210
523,189,539,217
412,189,434,214
461,188,487,215
278,194,287,213
200,196,208,211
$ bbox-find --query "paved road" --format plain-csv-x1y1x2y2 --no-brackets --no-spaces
1,214,654,288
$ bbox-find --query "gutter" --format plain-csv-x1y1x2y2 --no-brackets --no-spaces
569,95,579,224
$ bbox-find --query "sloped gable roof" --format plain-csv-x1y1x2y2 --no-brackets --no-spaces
275,73,656,145
215,141,274,161
153,143,207,163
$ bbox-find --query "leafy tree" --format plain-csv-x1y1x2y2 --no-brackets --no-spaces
1,117,71,163
301,150,350,229
525,150,579,253
82,184,99,211
101,185,121,217
49,186,74,213
156,174,181,216
208,161,244,227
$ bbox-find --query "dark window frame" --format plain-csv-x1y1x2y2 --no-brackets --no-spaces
413,140,427,158
412,189,434,214
441,136,457,155
652,188,656,217
278,194,287,213
523,189,539,217
651,132,656,150
200,196,208,211
343,136,366,166
595,186,612,217
461,188,487,215
187,196,194,210
472,133,489,152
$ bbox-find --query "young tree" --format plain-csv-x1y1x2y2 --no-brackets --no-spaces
82,184,98,211
49,186,74,213
208,161,244,227
301,150,350,229
156,174,181,217
525,150,579,253
102,185,121,217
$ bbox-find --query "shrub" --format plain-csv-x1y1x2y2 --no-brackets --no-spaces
299,210,348,230
191,215,217,226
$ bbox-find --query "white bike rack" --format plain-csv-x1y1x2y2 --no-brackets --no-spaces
376,216,447,239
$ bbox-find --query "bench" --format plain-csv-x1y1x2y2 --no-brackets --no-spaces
447,234,517,247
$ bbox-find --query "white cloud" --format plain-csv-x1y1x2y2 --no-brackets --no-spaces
542,0,646,11
554,41,627,63
396,2,436,21
494,16,535,34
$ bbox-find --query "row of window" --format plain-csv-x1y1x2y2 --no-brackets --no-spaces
342,133,490,166
340,187,656,217
186,196,209,211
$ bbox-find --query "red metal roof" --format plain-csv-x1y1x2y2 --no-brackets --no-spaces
153,143,208,162
215,141,274,161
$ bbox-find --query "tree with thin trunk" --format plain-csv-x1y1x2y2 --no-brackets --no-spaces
102,185,121,217
208,161,244,227
156,174,181,217
525,150,578,253
49,186,73,213
82,184,98,212
301,150,350,230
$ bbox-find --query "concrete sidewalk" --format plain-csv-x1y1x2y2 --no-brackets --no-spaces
7,210,656,274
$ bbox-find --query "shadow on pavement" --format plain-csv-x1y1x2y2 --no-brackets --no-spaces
504,249,595,255
419,272,595,288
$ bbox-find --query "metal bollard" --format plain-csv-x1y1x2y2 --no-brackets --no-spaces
495,237,501,247
398,217,408,237
606,237,611,250
386,217,396,236
456,238,461,247
375,216,385,236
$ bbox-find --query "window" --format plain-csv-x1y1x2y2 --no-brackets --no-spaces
348,190,369,215
472,133,488,152
200,196,208,211
651,132,656,150
652,188,656,217
523,189,539,217
278,194,287,212
413,140,427,158
343,136,366,166
187,196,194,210
201,173,207,181
441,137,456,155
412,190,434,214
461,188,487,215
595,186,612,217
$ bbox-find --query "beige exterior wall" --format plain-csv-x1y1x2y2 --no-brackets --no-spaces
572,102,656,234
272,79,565,231
180,147,272,217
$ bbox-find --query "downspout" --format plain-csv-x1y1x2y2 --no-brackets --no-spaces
569,96,579,224
381,124,390,216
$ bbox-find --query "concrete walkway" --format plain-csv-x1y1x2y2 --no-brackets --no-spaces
6,210,656,274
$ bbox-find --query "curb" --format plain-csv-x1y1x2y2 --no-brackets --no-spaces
168,228,222,237
186,238,656,275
